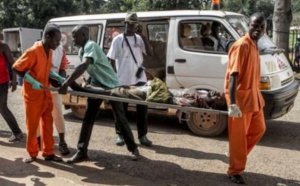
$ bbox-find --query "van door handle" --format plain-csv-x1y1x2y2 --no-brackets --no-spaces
175,59,186,63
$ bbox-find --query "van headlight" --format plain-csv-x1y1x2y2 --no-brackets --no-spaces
270,75,281,89
260,76,270,90
259,75,281,90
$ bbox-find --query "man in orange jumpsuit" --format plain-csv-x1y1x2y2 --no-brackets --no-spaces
224,12,266,184
13,24,64,163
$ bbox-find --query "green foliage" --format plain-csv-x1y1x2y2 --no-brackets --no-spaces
222,0,274,17
0,0,105,30
99,0,134,13
141,0,210,11
28,0,81,28
0,0,296,31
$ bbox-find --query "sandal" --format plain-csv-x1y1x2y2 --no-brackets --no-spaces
228,174,245,184
59,142,70,155
23,157,36,163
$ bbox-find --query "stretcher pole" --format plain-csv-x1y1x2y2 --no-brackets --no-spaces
43,86,228,115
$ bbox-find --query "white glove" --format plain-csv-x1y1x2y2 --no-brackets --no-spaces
228,104,242,117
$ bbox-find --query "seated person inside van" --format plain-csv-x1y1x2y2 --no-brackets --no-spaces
211,22,227,51
180,23,203,49
201,22,227,52
201,23,218,51
180,24,194,48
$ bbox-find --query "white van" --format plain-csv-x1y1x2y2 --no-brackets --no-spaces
48,10,299,137
3,27,43,85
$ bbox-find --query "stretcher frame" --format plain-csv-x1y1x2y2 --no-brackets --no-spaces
46,87,228,116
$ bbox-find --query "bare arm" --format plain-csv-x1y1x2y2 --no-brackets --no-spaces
108,57,117,73
13,68,26,78
59,69,67,78
136,25,153,56
141,35,153,56
58,57,93,94
228,72,238,104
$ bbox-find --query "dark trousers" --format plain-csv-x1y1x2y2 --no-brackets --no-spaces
0,82,22,135
77,97,137,153
116,103,148,139
115,82,148,139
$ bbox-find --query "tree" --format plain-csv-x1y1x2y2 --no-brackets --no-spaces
0,0,86,30
291,0,300,26
99,0,211,14
0,0,29,30
272,0,292,59
27,0,81,28
145,0,211,10
222,0,248,14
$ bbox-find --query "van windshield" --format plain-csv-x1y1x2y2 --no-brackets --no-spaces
226,15,277,53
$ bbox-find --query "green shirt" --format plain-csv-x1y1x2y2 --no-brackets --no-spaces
79,40,118,88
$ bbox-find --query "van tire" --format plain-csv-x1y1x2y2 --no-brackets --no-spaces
186,112,227,137
70,106,86,120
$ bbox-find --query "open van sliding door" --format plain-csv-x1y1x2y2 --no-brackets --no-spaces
168,17,233,137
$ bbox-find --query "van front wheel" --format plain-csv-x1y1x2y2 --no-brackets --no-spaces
186,112,227,137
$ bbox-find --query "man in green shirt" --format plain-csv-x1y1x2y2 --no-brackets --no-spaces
59,24,139,163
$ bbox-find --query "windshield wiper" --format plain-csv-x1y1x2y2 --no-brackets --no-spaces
260,47,267,52
260,47,283,54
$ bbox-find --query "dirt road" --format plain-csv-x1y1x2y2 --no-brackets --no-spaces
0,88,299,186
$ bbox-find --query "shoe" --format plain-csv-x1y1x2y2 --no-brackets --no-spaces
8,132,23,142
44,154,63,162
59,142,70,155
139,135,152,146
131,148,140,161
228,174,246,184
23,156,36,163
66,151,89,164
116,135,125,146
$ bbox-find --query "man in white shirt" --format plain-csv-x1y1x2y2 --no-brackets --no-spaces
107,12,153,147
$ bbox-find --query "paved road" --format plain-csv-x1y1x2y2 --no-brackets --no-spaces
0,88,299,186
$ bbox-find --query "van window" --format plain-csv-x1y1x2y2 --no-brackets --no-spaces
179,21,234,53
226,15,249,37
59,25,100,55
147,24,168,42
226,15,277,52
103,26,124,53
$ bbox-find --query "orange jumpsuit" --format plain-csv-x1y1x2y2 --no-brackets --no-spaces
224,33,266,175
13,41,55,158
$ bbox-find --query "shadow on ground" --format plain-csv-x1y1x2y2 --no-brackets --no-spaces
29,148,300,186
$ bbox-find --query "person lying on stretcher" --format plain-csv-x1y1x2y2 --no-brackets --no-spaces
61,77,227,111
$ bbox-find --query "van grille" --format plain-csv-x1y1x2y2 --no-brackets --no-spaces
281,76,294,86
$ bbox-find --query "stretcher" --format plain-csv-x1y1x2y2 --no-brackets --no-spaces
45,86,228,115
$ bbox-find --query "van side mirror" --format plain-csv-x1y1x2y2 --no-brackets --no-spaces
225,40,235,53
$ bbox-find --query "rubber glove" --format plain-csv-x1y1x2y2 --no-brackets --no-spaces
49,71,66,84
228,104,242,117
24,72,42,90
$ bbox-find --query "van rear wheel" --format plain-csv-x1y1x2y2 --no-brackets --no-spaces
70,106,86,120
186,112,227,137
